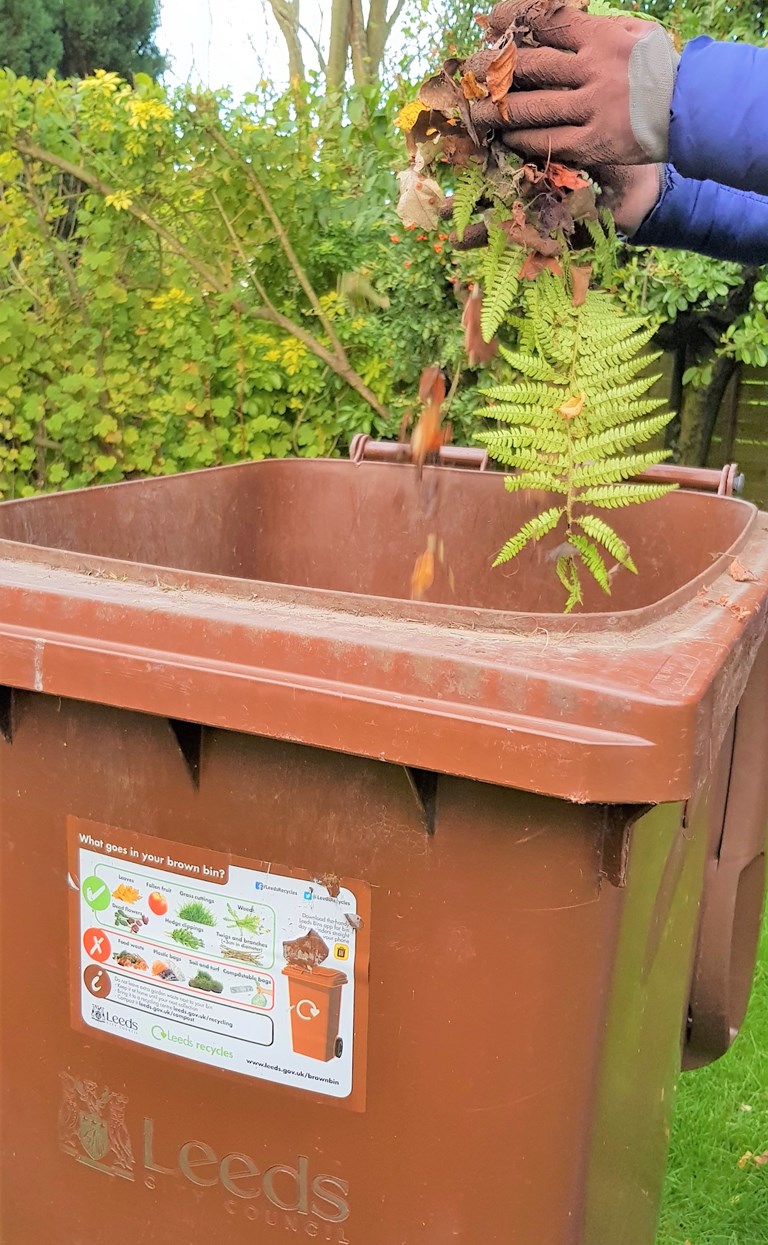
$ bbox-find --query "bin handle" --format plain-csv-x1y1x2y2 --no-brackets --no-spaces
348,437,743,495
683,639,768,1070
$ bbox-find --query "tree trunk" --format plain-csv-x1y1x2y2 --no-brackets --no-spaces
349,0,371,86
266,0,305,82
720,364,741,465
327,0,352,92
677,353,738,466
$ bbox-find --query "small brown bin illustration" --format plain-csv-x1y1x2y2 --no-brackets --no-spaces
283,965,348,1061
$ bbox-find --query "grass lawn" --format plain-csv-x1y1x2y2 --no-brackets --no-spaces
656,918,768,1244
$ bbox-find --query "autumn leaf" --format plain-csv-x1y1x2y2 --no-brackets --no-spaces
418,364,447,406
570,264,592,306
462,285,499,365
547,162,590,191
461,70,488,100
411,546,436,599
503,214,562,256
729,558,758,582
487,40,518,103
419,71,462,112
396,166,447,229
559,392,586,420
519,252,563,281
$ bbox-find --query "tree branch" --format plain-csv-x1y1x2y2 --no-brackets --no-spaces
266,0,305,82
326,0,352,93
349,0,371,87
208,124,351,366
13,136,388,421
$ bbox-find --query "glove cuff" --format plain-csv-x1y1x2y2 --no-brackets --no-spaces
629,27,680,162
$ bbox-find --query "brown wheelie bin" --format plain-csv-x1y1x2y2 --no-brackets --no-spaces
1,449,768,1245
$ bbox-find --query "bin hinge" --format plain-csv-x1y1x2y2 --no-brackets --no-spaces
350,436,744,496
403,766,439,835
0,686,14,743
168,719,203,787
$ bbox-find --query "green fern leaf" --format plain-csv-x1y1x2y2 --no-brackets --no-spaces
570,535,611,594
571,449,671,488
481,251,522,341
493,506,565,566
482,224,508,289
498,348,556,380
452,163,486,242
577,483,675,508
504,471,569,494
556,555,584,614
576,514,637,572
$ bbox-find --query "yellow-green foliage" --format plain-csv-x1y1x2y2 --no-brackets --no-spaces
476,271,676,611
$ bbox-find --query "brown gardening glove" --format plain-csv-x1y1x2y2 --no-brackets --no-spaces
473,1,679,168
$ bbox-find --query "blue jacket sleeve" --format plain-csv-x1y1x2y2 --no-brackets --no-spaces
632,165,768,265
671,37,768,195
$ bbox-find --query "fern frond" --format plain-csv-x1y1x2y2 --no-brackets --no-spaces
452,163,486,242
498,348,556,380
556,555,584,614
577,483,675,508
571,449,671,488
575,413,674,459
576,514,637,572
480,381,562,404
482,224,509,289
481,250,522,341
492,506,565,566
504,471,569,494
570,535,611,594
477,426,569,457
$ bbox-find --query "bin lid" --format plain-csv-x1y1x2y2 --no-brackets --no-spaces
0,459,766,804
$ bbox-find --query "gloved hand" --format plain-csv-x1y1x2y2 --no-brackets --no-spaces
485,3,679,168
593,163,662,236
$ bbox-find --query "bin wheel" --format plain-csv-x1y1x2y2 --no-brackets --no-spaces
334,1037,343,1058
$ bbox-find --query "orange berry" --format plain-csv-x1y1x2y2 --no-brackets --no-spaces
390,233,400,243
404,260,412,269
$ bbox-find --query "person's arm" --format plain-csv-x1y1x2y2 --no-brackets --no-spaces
671,37,768,196
631,165,768,265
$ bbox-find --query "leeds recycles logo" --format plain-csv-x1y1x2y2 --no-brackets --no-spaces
58,1074,135,1180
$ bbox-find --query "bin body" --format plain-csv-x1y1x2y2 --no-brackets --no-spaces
1,459,768,1245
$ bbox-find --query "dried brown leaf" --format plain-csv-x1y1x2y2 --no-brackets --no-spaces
487,40,518,103
419,71,462,112
729,558,757,582
570,264,592,306
462,285,500,365
518,252,563,281
547,161,590,191
559,391,586,420
461,70,488,100
396,166,447,229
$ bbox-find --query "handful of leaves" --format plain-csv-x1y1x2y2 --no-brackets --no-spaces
396,0,675,611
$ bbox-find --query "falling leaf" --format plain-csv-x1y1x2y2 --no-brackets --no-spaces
419,364,447,406
738,1151,754,1169
411,546,436,600
461,70,488,100
546,162,590,191
314,872,341,898
519,252,563,281
395,100,427,133
754,1152,768,1166
344,913,364,932
487,40,518,103
729,558,757,582
283,929,329,970
462,285,499,365
396,166,447,229
570,264,592,306
559,392,586,420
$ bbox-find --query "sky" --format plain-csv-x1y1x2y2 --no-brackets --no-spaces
156,1,328,97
